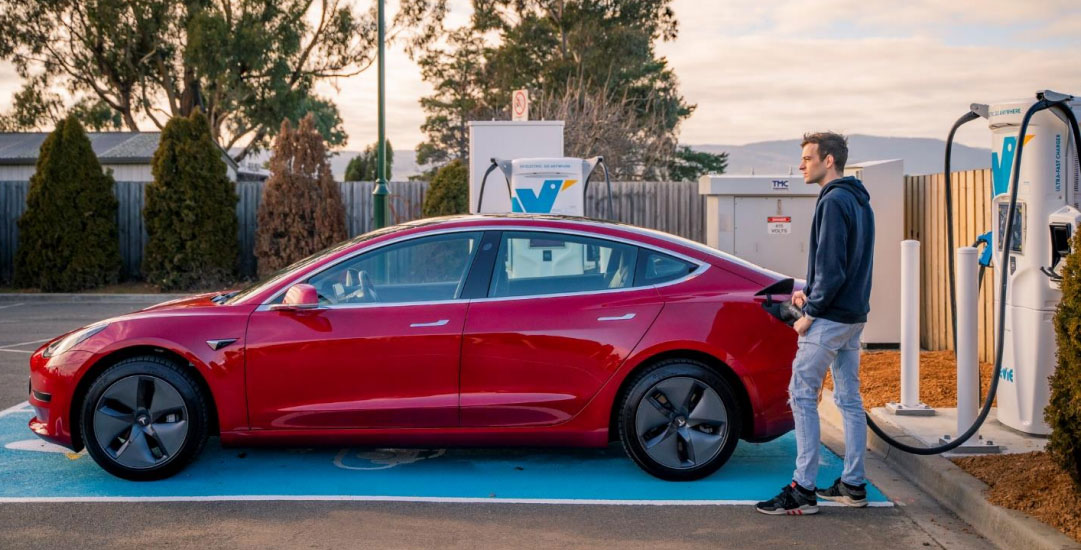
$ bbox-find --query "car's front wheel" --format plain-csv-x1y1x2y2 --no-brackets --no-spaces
618,359,742,481
80,355,210,481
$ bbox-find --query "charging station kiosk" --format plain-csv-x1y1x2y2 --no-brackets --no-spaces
986,96,1081,435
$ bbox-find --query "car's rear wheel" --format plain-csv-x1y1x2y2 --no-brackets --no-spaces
80,355,209,481
618,359,742,481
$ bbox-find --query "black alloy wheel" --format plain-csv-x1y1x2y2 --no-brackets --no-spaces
618,359,742,481
81,355,210,481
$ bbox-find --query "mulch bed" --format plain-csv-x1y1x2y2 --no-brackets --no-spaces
823,349,994,408
821,349,1080,543
953,452,1081,542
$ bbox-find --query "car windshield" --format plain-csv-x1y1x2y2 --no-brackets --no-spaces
223,223,417,305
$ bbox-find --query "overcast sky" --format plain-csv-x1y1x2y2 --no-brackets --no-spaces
2,0,1079,150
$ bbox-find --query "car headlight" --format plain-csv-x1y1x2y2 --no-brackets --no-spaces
42,323,109,358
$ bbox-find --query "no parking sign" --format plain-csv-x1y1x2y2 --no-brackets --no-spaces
512,89,529,121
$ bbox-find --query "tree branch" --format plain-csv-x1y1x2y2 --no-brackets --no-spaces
289,0,331,86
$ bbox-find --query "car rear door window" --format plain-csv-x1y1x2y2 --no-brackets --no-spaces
488,231,638,298
636,250,696,286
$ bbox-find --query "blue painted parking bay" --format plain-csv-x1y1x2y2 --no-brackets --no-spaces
0,403,890,505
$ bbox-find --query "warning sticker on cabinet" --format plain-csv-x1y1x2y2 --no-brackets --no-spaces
767,216,792,235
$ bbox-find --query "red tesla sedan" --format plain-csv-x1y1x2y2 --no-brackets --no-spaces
27,215,799,481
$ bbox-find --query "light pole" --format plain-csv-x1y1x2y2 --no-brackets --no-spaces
371,0,389,229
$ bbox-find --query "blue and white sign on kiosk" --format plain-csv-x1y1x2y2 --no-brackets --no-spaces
478,157,608,217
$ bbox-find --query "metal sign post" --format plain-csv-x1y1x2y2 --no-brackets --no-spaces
371,0,389,229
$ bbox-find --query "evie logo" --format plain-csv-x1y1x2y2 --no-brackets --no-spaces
991,135,1034,196
999,368,1015,383
511,179,576,213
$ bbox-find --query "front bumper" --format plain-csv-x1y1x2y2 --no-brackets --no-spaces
28,347,94,451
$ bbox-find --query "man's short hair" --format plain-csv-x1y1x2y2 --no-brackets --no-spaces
801,132,849,171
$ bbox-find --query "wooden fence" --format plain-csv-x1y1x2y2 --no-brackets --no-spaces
905,168,995,362
0,170,1001,360
0,179,703,282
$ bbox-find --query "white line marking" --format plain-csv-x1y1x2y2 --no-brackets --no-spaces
0,495,893,506
0,302,24,310
0,349,32,354
0,337,50,350
0,401,30,417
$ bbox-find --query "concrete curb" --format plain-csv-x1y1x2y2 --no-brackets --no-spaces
0,293,190,303
820,390,1080,550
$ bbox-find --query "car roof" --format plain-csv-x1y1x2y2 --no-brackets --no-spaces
233,214,784,305
406,214,786,282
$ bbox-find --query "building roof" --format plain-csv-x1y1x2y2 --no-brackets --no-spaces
0,131,238,170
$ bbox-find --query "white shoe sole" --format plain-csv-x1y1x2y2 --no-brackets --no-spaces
755,504,819,515
818,494,868,507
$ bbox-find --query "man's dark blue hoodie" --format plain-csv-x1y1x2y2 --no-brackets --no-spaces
803,176,875,324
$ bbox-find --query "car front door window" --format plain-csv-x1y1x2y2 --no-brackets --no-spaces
307,231,482,305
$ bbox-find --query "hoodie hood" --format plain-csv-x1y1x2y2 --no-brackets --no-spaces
821,176,870,206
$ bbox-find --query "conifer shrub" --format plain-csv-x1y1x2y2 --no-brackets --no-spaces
142,111,238,290
255,115,347,278
344,139,393,181
422,159,469,217
1049,229,1081,487
14,116,121,291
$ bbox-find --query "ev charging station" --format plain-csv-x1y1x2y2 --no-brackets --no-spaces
467,120,564,214
985,95,1081,435
876,90,1081,456
467,120,615,280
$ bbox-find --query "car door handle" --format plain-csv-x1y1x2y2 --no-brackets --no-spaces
410,319,450,328
597,313,636,322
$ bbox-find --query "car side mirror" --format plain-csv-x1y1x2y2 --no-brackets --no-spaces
269,284,321,311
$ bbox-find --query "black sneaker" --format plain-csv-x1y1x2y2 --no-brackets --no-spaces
816,477,868,507
755,481,819,515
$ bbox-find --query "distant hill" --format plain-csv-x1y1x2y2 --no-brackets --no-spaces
237,134,991,181
691,135,990,177
234,148,423,181
326,150,424,182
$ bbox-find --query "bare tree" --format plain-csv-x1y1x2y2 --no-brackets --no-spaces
533,80,677,180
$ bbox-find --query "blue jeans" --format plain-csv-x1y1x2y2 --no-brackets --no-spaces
789,317,866,490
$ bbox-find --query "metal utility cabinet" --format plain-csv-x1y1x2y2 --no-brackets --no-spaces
699,159,904,345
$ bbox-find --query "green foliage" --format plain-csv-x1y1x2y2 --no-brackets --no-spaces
0,0,447,161
142,111,238,290
413,0,692,179
1049,229,1081,487
13,117,121,290
667,146,728,182
255,115,348,277
415,27,490,166
422,159,468,217
344,139,394,181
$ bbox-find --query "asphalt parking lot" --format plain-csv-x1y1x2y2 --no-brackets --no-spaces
0,298,991,549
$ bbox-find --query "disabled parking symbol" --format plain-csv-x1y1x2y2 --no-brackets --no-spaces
333,448,446,470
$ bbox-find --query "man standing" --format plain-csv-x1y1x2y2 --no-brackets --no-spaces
756,132,875,516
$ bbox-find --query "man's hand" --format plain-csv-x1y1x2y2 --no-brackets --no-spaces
794,315,814,336
792,290,807,308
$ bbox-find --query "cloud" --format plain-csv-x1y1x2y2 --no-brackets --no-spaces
659,0,1081,147
1,0,1077,152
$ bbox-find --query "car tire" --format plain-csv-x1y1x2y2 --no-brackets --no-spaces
80,355,210,481
618,359,742,481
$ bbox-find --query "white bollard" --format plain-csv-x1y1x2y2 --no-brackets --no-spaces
887,240,933,416
955,247,980,442
939,247,1000,452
